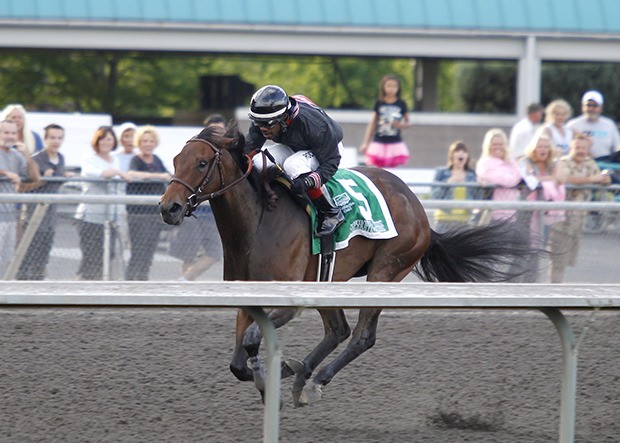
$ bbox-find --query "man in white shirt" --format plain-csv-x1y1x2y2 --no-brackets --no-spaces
509,102,543,160
567,90,620,161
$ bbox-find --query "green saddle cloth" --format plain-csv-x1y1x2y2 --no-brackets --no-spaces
310,169,398,255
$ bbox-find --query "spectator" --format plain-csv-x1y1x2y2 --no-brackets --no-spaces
203,113,226,128
549,134,611,282
1,104,43,154
125,126,171,280
112,122,137,248
74,126,130,280
476,128,523,221
113,122,138,172
567,90,620,161
169,115,224,281
17,124,75,280
359,74,410,167
431,141,478,232
0,120,40,277
519,130,566,246
542,99,575,157
509,102,543,161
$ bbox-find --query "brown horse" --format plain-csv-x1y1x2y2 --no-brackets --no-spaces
159,125,530,406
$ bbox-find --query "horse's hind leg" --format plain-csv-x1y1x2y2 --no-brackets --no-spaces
299,308,382,405
230,309,254,382
230,308,299,382
235,308,298,402
288,308,350,407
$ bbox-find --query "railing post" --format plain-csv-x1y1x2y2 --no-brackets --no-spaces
243,306,281,443
541,307,577,443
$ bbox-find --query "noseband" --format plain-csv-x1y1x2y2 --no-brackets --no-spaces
169,137,254,217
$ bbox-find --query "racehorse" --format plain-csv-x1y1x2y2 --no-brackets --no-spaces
159,125,531,407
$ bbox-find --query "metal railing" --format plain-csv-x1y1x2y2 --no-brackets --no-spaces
0,177,618,282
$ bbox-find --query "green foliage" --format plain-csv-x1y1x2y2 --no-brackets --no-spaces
542,62,620,121
457,61,517,113
208,55,414,110
454,60,620,120
0,51,415,118
437,61,466,112
3,49,619,122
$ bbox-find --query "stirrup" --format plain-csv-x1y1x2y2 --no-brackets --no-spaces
316,211,344,237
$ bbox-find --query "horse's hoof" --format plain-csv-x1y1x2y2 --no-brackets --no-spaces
299,383,323,405
291,387,305,408
230,364,254,382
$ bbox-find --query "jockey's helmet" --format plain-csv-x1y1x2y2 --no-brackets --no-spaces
248,85,291,129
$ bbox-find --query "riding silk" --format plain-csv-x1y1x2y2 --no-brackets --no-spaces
310,169,398,254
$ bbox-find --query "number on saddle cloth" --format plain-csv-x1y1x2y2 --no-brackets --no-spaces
311,169,398,255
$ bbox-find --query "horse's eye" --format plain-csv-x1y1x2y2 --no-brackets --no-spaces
198,160,208,169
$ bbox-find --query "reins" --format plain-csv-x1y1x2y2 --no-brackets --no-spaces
169,137,256,217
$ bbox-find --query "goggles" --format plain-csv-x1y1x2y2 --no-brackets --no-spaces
252,118,281,129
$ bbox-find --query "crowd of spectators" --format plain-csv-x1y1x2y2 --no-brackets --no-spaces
0,107,223,281
351,76,619,278
427,90,618,282
1,88,618,283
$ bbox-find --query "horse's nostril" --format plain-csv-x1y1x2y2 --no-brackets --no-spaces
169,203,182,215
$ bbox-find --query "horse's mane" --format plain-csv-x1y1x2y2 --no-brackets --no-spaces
195,122,266,198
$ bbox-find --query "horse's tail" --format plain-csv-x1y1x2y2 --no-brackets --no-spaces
413,220,536,283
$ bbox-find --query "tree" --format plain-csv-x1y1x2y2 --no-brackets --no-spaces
457,61,517,113
542,62,620,122
0,50,416,120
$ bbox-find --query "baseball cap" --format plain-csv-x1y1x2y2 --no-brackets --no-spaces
582,90,604,106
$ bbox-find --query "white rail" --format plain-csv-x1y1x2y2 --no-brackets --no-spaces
1,281,619,443
1,192,620,211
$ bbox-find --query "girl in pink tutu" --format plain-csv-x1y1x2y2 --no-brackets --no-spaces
359,74,410,167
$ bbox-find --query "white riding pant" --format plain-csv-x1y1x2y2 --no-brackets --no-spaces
252,142,344,180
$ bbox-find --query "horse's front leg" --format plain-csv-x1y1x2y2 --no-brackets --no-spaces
299,308,382,406
288,308,351,407
241,308,299,402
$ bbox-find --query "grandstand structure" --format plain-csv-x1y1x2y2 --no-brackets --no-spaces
0,0,619,118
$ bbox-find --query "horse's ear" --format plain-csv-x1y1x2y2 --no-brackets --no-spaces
221,121,245,153
225,120,239,137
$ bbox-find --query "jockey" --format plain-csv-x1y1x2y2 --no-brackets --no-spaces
246,84,345,236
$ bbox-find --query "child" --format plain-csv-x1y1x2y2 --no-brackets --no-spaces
359,74,410,167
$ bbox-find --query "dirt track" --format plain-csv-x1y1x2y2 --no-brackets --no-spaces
1,307,618,442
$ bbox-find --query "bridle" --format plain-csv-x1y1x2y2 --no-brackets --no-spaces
169,137,255,217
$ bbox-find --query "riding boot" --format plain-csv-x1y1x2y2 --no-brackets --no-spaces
311,191,344,237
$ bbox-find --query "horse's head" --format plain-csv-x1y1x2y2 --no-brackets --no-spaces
159,125,249,225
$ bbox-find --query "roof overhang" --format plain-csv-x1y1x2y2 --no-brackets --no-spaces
1,20,619,62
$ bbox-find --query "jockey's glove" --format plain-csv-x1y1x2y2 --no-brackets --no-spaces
292,174,316,195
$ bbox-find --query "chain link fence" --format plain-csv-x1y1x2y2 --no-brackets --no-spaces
1,178,618,283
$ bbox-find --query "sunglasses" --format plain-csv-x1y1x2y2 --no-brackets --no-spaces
585,103,600,108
